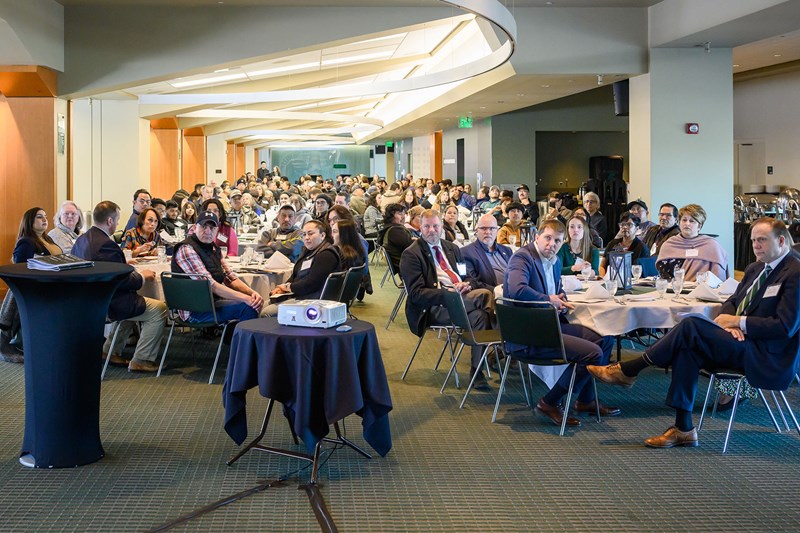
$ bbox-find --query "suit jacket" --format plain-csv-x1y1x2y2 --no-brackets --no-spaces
717,253,800,390
462,240,514,291
72,226,146,321
399,239,474,337
503,242,564,304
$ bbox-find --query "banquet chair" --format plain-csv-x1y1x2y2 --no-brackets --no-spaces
338,264,367,319
436,290,503,399
494,298,600,435
100,319,123,381
401,308,457,386
637,256,658,278
382,247,406,330
319,271,347,301
698,369,800,454
159,272,236,384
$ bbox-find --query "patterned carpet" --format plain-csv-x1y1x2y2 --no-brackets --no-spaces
1,263,799,532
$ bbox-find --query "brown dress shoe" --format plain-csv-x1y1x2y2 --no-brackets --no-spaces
644,426,698,448
128,360,160,373
536,399,581,427
573,400,621,417
587,363,636,388
102,353,130,367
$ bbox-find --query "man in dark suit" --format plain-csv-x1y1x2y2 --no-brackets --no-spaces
400,209,494,389
73,201,167,373
462,213,513,291
504,219,616,427
590,218,800,448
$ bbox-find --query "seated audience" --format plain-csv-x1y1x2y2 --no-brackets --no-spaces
642,202,679,255
313,194,332,222
399,188,419,210
405,205,424,238
73,201,167,372
290,195,312,228
48,201,84,254
556,214,600,276
462,213,513,291
599,211,651,277
172,210,262,323
256,205,304,262
434,189,454,213
504,219,616,426
657,203,729,281
121,208,161,258
332,218,368,270
362,194,382,241
497,202,525,245
182,201,197,224
188,199,238,256
627,199,657,237
516,184,539,227
161,200,189,237
442,205,470,244
571,206,603,248
582,191,608,243
124,189,152,232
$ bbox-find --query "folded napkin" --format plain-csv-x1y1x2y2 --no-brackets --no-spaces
625,293,658,302
687,283,724,302
264,250,292,269
704,271,723,288
562,276,582,293
584,282,612,300
718,277,739,295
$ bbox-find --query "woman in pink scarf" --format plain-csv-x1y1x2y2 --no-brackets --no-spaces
657,204,729,281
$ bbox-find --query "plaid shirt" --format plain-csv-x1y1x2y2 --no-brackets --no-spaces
173,244,238,321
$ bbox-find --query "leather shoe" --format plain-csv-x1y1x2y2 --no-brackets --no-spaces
128,360,160,373
102,353,130,367
644,426,698,448
470,368,491,392
536,399,580,427
573,400,621,417
587,363,636,388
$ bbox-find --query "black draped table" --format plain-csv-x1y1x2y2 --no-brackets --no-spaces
0,262,133,468
223,317,392,481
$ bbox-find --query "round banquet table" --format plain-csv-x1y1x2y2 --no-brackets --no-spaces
223,317,393,458
0,262,133,468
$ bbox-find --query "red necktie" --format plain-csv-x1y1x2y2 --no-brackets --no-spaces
434,245,460,285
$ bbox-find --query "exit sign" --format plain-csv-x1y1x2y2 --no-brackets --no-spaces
333,164,347,169
458,116,473,129
385,141,393,148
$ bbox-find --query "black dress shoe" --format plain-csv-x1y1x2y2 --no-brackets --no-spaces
470,368,491,391
573,400,621,417
536,399,581,427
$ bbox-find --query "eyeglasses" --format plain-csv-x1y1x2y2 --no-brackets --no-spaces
136,198,151,205
618,222,636,228
583,199,598,204
476,226,498,232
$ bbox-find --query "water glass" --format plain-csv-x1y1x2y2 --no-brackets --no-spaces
673,267,686,283
672,278,685,297
580,262,593,281
156,246,167,262
696,271,709,285
604,278,618,297
253,251,265,265
242,224,250,234
220,246,228,259
631,264,642,282
655,277,669,299
123,249,133,263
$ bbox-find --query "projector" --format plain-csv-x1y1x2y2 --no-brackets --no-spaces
277,300,347,328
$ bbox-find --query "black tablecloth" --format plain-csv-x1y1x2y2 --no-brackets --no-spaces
734,222,755,271
223,318,393,457
0,262,133,467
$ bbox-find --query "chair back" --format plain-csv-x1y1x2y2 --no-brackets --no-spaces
161,272,217,321
382,246,403,288
441,289,472,331
339,264,366,307
637,255,658,278
496,298,565,357
320,271,347,301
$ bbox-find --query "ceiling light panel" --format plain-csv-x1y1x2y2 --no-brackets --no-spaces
170,71,247,89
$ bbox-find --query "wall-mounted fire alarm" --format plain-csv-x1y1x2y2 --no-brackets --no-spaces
686,123,699,134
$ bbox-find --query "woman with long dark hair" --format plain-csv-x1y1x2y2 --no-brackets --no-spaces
13,207,63,262
332,219,367,270
182,201,197,224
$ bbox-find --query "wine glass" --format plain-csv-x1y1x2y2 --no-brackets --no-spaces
242,223,250,235
604,278,618,297
253,251,264,265
220,246,228,259
631,264,642,282
508,234,517,247
655,277,669,299
672,277,685,298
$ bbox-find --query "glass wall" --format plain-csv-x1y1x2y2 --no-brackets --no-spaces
269,145,372,182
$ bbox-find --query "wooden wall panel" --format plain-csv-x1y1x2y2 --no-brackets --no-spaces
149,128,179,200
0,96,56,282
431,131,443,182
235,143,245,179
181,134,206,189
226,141,235,183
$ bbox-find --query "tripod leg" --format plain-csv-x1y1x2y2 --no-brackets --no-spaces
227,399,274,466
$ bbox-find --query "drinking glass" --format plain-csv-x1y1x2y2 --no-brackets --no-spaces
242,224,250,235
696,271,709,285
123,249,133,263
156,245,167,263
220,246,228,259
508,235,517,247
604,278,618,297
253,251,265,265
580,262,593,282
672,277,685,297
631,264,642,282
655,277,669,299
673,267,685,283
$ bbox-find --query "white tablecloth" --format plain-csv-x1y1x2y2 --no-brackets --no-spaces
132,260,293,301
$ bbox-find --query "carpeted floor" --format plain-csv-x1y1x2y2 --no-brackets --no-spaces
1,263,799,532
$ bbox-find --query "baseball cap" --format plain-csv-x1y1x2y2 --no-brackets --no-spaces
196,211,219,227
516,184,530,192
229,189,242,198
627,199,648,212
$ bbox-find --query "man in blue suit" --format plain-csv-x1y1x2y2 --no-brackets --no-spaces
462,213,514,292
73,201,167,373
504,219,616,427
590,218,800,448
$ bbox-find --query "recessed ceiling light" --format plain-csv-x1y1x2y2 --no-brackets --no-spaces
214,68,230,73
540,84,550,88
733,64,740,67
517,93,525,97
479,106,486,109
545,1,553,4
774,54,782,57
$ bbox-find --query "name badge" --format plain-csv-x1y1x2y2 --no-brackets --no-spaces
763,284,781,298
276,234,287,241
685,248,699,258
301,259,313,270
456,262,467,276
217,233,228,243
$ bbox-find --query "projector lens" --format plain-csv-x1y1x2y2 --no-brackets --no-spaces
305,307,319,321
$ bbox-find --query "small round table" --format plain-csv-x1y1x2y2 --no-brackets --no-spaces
0,262,133,468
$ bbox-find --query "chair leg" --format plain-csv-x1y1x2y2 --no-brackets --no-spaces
385,289,405,330
615,336,622,362
157,322,176,378
483,346,493,379
209,322,230,385
779,391,800,435
492,356,514,423
401,332,426,381
517,360,531,407
101,322,122,381
440,336,466,394
698,373,717,432
458,345,490,407
722,378,744,454
758,389,782,433
560,365,578,437
433,332,454,372
591,377,600,423
380,268,391,288
770,390,790,431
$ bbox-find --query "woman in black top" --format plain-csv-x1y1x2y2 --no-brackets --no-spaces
270,220,341,300
13,207,63,263
332,219,367,270
599,211,650,277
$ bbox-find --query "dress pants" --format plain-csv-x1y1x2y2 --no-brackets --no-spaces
104,297,167,363
429,288,493,368
645,317,748,412
190,299,259,323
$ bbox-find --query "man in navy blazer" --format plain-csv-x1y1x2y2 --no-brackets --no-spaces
73,201,167,373
590,218,800,449
504,219,616,428
462,213,514,291
400,209,494,388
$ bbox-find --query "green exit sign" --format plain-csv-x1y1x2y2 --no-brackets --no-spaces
458,116,473,128
385,141,393,148
333,164,347,169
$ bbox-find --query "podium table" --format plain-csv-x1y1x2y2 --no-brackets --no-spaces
0,262,133,468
